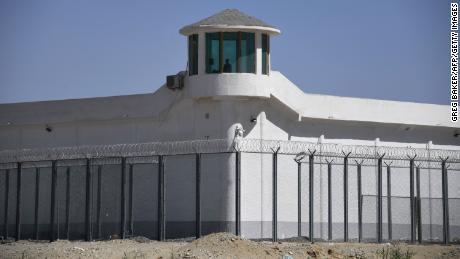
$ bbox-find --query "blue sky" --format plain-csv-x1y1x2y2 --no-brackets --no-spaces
0,0,453,104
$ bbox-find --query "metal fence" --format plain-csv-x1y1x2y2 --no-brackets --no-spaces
0,138,459,243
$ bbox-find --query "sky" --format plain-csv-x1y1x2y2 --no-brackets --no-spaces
0,0,454,104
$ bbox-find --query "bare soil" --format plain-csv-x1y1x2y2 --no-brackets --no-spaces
1,232,459,259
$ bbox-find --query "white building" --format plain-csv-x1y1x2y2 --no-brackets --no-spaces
0,9,459,242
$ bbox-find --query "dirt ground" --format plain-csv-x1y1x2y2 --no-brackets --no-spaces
1,232,459,259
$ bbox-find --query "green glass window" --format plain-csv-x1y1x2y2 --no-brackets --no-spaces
222,32,237,73
262,34,269,75
188,34,198,75
205,32,256,74
239,32,255,73
206,33,220,73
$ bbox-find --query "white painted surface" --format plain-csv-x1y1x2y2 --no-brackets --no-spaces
0,21,459,240
179,25,281,37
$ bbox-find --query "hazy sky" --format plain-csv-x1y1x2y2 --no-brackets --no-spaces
0,0,453,104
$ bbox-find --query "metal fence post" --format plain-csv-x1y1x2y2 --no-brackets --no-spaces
416,166,422,244
120,157,127,239
327,161,332,241
441,158,450,244
129,164,134,236
96,165,102,239
50,161,57,242
309,151,316,242
65,167,70,240
409,157,416,243
377,155,384,243
297,161,302,237
34,168,40,240
196,153,202,239
4,169,10,239
235,151,241,237
15,162,22,241
272,148,279,242
343,153,351,242
85,158,92,241
356,162,362,243
158,155,165,241
386,164,392,242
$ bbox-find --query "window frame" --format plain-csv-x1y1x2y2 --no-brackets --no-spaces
239,32,256,74
188,34,199,76
261,33,270,75
205,32,221,74
205,31,256,74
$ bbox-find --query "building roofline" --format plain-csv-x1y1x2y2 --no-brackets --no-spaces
179,25,281,36
0,72,456,129
179,9,280,36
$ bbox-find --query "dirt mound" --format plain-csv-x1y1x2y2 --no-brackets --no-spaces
174,232,338,259
1,234,459,259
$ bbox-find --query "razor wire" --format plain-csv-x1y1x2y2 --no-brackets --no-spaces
0,138,459,168
0,139,233,165
235,139,460,161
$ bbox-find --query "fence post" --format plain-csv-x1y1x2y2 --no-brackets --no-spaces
327,161,332,241
34,168,40,240
196,153,202,239
15,162,22,241
50,160,57,242
85,158,92,241
356,161,362,243
416,166,422,244
441,158,450,244
65,167,70,240
309,150,316,242
235,151,241,237
386,164,392,242
272,147,280,242
96,165,102,239
120,157,127,239
409,156,416,243
4,169,10,239
129,164,134,236
297,161,302,237
343,152,351,242
377,154,384,243
158,155,165,241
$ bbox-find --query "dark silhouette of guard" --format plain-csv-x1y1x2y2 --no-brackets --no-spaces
223,59,232,72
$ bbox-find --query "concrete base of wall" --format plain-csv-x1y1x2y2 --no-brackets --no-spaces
2,222,459,243
0,221,236,241
241,221,460,242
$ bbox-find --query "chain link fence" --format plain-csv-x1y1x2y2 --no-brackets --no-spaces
0,138,459,242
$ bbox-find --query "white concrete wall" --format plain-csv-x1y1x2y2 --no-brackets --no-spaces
0,68,459,240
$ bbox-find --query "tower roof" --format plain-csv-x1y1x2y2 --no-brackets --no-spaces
179,9,280,36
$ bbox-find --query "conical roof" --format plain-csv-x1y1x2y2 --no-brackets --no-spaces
180,9,280,35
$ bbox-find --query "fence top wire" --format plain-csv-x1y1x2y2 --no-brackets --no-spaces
0,138,459,166
0,139,235,165
235,139,460,162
